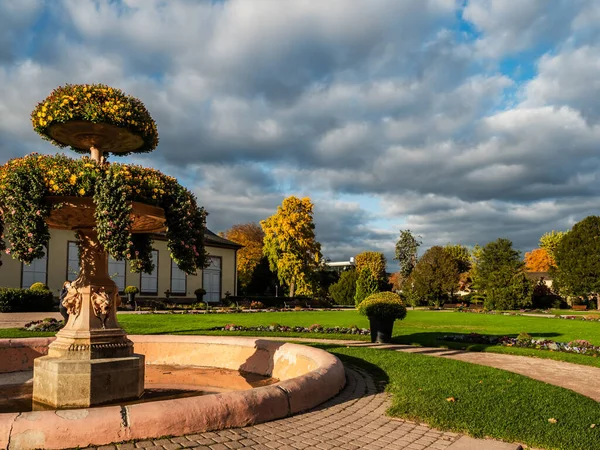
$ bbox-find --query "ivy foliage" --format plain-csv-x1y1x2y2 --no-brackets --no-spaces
0,153,207,274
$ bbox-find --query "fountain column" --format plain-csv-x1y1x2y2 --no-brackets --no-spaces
32,228,145,409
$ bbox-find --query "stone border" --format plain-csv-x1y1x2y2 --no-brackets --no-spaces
0,336,345,449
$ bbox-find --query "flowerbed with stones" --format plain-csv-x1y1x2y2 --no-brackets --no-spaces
22,317,64,332
214,323,370,335
441,332,600,357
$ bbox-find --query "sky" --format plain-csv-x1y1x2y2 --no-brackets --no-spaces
1,0,600,269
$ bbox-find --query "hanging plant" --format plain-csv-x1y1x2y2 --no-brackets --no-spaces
31,84,159,155
0,154,207,273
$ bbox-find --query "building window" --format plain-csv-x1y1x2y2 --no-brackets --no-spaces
170,260,186,294
22,248,48,288
203,256,221,303
67,241,80,282
140,250,158,294
109,256,126,292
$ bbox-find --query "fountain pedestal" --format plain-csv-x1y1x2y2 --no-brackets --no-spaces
32,228,145,408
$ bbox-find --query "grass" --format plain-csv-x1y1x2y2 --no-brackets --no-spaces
322,344,600,450
5,309,600,366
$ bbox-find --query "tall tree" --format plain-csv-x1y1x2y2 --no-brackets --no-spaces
354,267,379,305
221,223,265,293
553,216,600,304
261,196,322,297
524,248,554,272
540,230,567,262
444,244,471,274
411,246,459,308
394,230,421,278
475,238,532,310
354,251,387,289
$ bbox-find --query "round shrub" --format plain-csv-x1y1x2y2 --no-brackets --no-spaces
124,286,139,294
194,288,206,296
30,282,49,291
357,292,407,321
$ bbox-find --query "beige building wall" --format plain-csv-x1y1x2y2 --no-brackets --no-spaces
0,230,237,299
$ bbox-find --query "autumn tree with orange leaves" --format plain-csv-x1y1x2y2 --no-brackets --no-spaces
221,223,265,292
524,248,555,272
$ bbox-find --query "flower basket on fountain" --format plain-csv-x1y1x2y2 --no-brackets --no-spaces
0,83,209,409
357,292,407,343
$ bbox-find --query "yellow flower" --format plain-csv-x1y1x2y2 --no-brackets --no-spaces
69,174,77,185
79,188,85,195
86,93,92,98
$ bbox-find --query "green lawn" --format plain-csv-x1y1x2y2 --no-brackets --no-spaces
324,345,600,450
5,310,600,366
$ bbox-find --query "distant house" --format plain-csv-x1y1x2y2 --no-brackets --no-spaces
325,257,355,273
525,271,553,288
0,228,241,303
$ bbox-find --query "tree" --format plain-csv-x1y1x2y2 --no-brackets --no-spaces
553,216,600,303
221,223,265,293
410,246,459,308
328,270,358,305
444,244,471,274
261,196,322,297
524,248,554,272
394,230,421,278
354,267,379,305
355,251,387,289
475,238,532,310
245,256,279,296
540,230,567,262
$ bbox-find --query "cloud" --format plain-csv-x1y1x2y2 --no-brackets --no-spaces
1,0,600,269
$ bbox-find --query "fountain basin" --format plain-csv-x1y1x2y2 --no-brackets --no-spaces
0,335,346,449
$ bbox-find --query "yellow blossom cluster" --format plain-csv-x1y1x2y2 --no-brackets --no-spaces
31,84,159,155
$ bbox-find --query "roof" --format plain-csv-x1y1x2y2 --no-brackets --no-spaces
204,229,243,249
151,229,242,250
525,271,552,281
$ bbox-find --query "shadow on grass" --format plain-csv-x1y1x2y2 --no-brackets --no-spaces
309,343,389,384
391,331,562,351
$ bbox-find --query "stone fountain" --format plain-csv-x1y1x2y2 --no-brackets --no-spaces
32,118,165,408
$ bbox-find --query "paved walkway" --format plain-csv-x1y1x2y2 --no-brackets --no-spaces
77,367,519,450
259,337,600,402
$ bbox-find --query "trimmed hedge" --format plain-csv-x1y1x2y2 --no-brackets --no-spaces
0,288,55,312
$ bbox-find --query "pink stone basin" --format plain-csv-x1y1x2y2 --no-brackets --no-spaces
0,336,346,450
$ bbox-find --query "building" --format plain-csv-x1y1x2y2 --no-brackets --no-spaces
325,257,355,273
0,229,241,303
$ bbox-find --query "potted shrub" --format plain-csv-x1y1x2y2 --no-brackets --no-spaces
357,292,407,343
124,286,139,310
194,288,206,302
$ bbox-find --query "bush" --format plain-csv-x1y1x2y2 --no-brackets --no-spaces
0,288,54,312
194,288,206,296
328,270,358,306
357,292,407,321
124,286,139,294
249,301,265,309
29,282,49,292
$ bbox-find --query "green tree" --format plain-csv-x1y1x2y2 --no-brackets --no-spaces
261,196,322,297
355,251,388,289
444,244,471,274
328,270,358,306
540,230,568,262
354,267,379,305
475,238,533,310
553,216,600,305
394,229,421,278
411,246,459,308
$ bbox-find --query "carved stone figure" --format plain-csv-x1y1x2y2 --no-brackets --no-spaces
62,285,83,317
91,287,112,328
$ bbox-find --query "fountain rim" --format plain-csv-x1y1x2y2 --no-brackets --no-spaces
0,335,346,450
